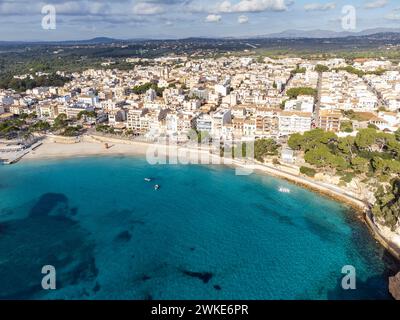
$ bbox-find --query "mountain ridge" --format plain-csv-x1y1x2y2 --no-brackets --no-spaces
2,28,400,44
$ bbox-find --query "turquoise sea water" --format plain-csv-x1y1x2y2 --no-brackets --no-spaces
0,156,395,299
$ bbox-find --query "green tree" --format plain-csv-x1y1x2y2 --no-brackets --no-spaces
315,64,329,73
286,87,317,99
62,126,82,137
77,110,97,121
350,156,369,172
395,128,400,142
254,138,279,162
337,136,355,159
304,145,333,167
340,121,353,133
372,179,400,230
355,128,377,151
288,133,304,150
30,120,50,132
300,166,317,177
52,113,68,131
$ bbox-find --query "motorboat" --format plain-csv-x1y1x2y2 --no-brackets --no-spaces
278,187,291,193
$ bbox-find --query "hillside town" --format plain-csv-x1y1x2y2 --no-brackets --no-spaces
1,56,399,145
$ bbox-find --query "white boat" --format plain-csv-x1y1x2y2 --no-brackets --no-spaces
154,184,160,190
144,178,152,182
278,187,291,193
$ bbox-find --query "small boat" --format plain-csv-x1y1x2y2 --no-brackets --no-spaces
278,187,291,193
154,184,160,190
144,178,152,182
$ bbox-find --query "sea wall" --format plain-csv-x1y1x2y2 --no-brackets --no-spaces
47,135,80,144
365,212,400,261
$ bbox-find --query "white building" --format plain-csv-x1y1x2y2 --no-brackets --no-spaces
145,88,157,102
285,96,314,113
212,109,232,136
215,84,229,97
278,111,312,136
0,95,13,105
196,113,213,133
78,94,99,107
127,109,145,132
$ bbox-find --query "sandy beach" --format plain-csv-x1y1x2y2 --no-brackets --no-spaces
24,135,367,208
20,134,400,260
24,140,149,160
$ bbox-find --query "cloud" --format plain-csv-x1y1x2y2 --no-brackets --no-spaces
55,1,112,16
238,15,249,23
0,0,127,16
217,0,288,13
385,8,400,20
364,0,388,9
133,2,165,15
0,0,40,15
205,14,222,22
304,2,336,12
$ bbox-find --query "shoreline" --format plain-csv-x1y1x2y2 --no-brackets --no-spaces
19,135,400,261
22,137,368,211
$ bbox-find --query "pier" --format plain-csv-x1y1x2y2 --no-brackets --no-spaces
0,141,43,165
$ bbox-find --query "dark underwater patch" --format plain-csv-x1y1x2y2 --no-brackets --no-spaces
141,275,151,282
29,193,68,218
0,223,6,234
93,282,101,293
213,285,222,291
0,192,97,299
114,230,132,242
303,214,342,243
254,203,296,227
70,207,78,216
182,270,213,284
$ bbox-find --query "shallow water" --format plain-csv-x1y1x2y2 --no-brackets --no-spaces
0,157,393,299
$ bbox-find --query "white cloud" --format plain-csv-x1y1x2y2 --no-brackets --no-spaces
365,0,388,9
205,14,222,22
385,13,400,20
304,2,336,11
217,0,288,13
133,2,164,15
385,8,400,20
238,15,249,23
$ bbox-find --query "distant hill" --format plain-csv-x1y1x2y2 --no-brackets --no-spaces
2,28,400,46
257,28,400,39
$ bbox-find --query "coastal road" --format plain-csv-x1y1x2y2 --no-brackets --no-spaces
236,159,368,207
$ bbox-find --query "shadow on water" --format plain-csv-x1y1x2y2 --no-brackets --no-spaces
337,208,400,300
0,193,97,299
114,230,132,242
326,256,395,300
303,212,344,244
253,203,296,227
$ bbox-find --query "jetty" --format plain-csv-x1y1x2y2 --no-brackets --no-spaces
0,141,43,165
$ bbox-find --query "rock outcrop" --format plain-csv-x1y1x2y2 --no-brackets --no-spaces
389,272,400,300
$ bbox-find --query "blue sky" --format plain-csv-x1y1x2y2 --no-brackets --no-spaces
0,0,399,40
